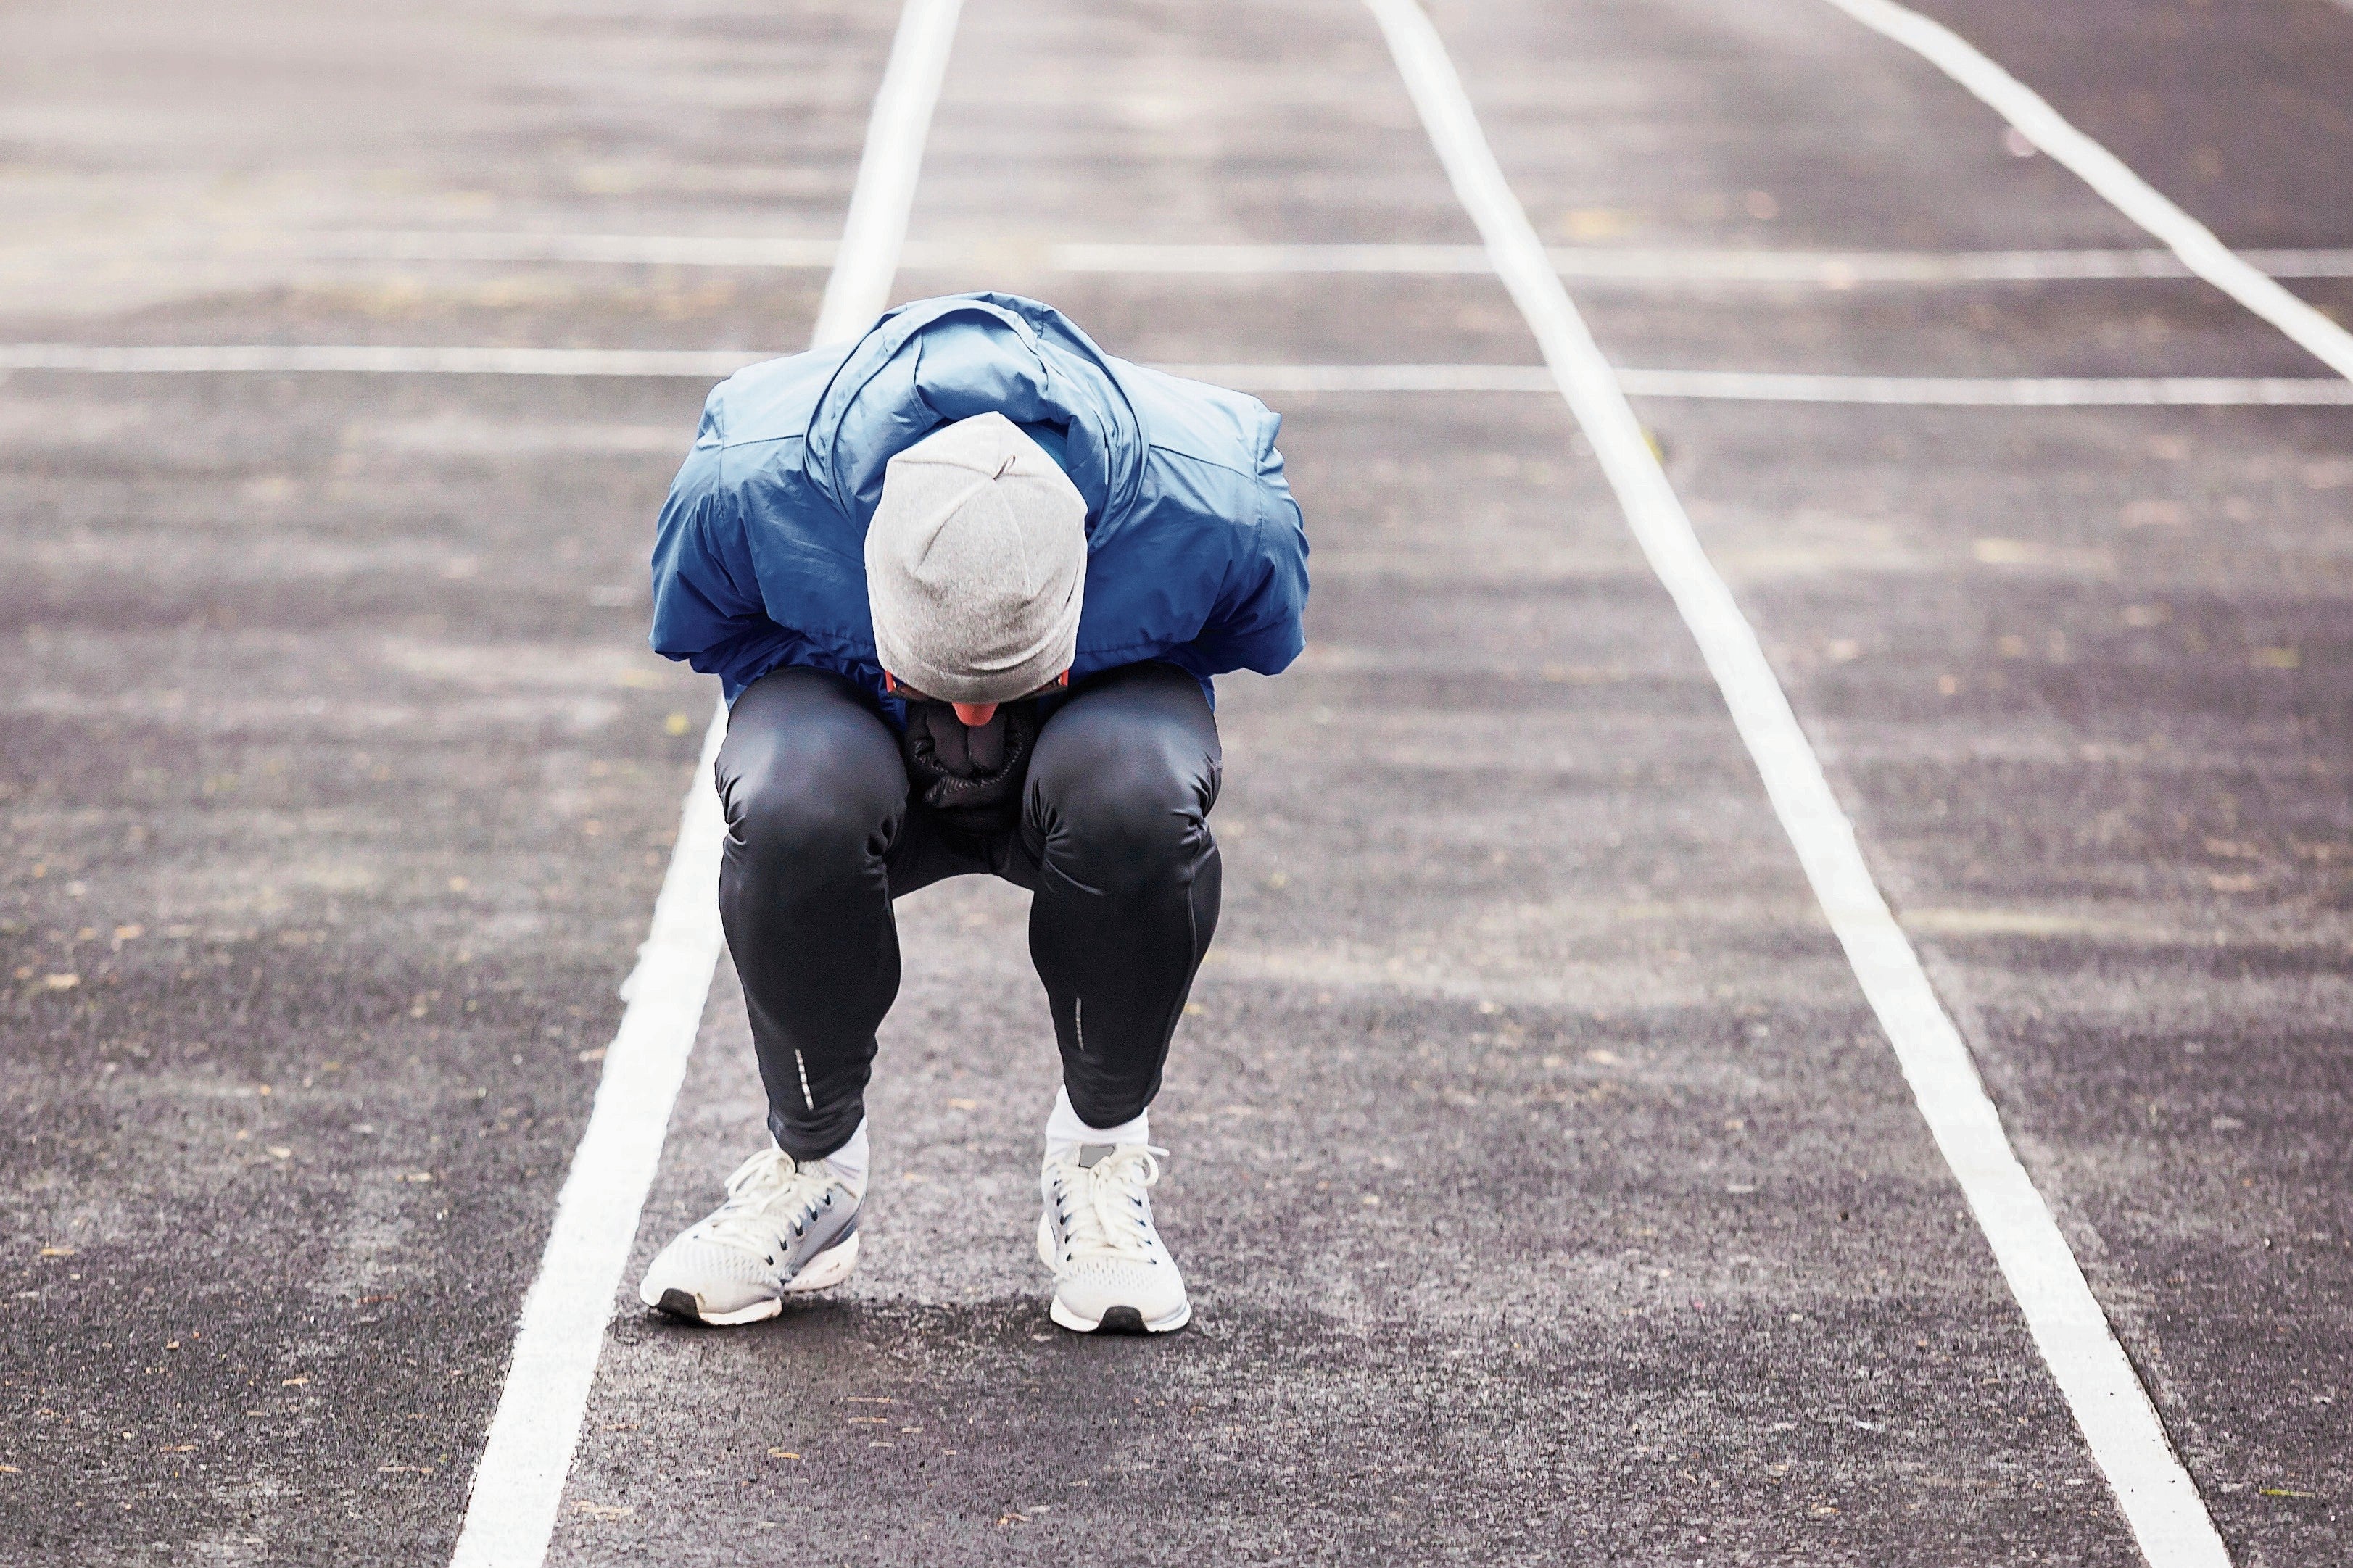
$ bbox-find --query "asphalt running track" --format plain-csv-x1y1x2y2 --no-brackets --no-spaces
1,0,2346,1564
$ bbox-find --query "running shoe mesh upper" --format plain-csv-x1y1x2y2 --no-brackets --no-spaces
1043,1145,1178,1291
644,1147,853,1296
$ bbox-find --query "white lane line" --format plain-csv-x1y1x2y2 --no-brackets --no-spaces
10,344,2350,407
1059,240,2353,283
0,344,759,377
1818,0,2353,386
442,1,962,1564
445,718,727,1568
1609,368,2353,405
1049,240,1494,274
1160,363,2353,405
1551,246,2353,283
1158,362,1552,391
813,0,963,345
313,232,846,267
1361,4,2236,1568
204,230,2353,281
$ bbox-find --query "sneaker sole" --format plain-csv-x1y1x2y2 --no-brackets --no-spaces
1049,1295,1191,1335
646,1230,860,1327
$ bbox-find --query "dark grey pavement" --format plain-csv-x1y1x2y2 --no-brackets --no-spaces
1427,1,2352,1560
2,0,2346,1564
0,1,880,1559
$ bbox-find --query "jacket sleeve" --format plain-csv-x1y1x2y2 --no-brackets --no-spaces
1186,410,1310,676
648,418,798,700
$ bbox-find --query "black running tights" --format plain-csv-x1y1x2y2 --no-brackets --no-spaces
712,662,1223,1159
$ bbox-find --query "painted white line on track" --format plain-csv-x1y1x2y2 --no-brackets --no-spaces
1059,241,2353,283
1051,241,1494,274
1818,0,2353,386
814,0,963,346
1361,4,2236,1568
193,231,2353,281
1544,245,2353,283
1162,364,2353,405
442,1,962,1564
0,344,759,377
1160,362,1550,391
1607,368,2353,406
315,232,847,267
444,716,727,1568
9,344,2349,407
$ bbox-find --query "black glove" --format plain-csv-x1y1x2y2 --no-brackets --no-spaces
899,699,1039,833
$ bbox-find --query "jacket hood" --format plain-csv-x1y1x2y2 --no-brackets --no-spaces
801,294,1147,536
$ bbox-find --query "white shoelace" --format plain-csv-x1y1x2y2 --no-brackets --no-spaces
698,1147,836,1252
1051,1145,1167,1264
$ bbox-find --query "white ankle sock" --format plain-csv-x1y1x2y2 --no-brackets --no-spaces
1044,1087,1148,1163
805,1118,869,1197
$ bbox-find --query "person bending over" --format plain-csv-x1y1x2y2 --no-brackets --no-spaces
635,294,1309,1334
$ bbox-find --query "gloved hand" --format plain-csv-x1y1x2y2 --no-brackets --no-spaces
899,698,1039,832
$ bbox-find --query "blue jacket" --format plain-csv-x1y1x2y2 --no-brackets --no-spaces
649,294,1310,718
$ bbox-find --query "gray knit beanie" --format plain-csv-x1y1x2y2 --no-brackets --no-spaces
864,412,1088,704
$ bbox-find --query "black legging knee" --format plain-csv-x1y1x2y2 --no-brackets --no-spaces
714,663,1220,1158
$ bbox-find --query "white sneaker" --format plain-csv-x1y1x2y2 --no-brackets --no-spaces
638,1145,861,1325
1036,1143,1190,1334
